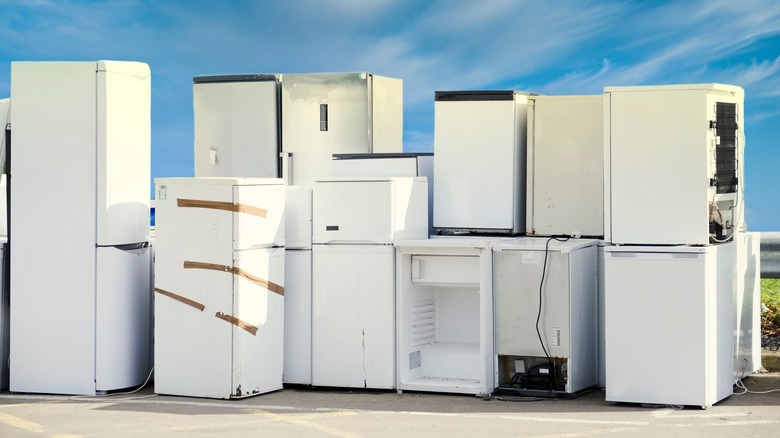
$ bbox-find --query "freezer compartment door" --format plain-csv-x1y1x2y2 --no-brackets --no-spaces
194,80,280,178
233,184,285,249
312,245,395,388
231,247,285,395
96,245,152,391
284,250,312,384
313,180,394,244
96,63,151,246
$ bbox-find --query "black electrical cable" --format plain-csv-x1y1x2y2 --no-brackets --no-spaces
535,235,570,392
4,123,9,313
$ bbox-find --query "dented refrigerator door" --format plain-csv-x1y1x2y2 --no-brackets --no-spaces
154,177,285,399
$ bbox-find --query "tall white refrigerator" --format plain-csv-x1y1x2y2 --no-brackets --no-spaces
154,177,285,399
312,177,427,389
433,91,532,234
604,243,735,408
10,61,152,395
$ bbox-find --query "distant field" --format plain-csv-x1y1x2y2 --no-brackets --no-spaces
762,278,780,335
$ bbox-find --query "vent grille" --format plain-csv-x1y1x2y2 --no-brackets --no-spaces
411,300,435,348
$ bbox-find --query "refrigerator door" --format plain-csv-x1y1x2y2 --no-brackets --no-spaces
433,91,528,233
96,61,151,246
95,245,152,391
231,247,285,396
284,250,312,384
233,183,285,249
312,245,395,389
193,78,280,178
526,96,603,237
281,73,402,187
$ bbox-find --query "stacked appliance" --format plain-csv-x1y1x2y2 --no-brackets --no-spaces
396,237,506,395
153,177,285,399
10,61,152,395
602,84,744,408
492,237,598,395
283,186,313,385
0,98,8,389
193,72,403,186
433,91,532,235
525,95,604,237
312,177,427,389
332,152,434,234
734,232,762,380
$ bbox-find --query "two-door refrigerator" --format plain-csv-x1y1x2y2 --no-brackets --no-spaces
604,242,735,408
10,61,152,395
312,177,427,389
154,177,285,399
433,91,532,234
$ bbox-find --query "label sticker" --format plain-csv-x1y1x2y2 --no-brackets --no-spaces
521,252,542,264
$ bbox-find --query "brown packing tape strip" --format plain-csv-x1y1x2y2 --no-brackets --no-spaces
154,287,206,311
177,198,268,218
215,312,258,336
183,261,285,296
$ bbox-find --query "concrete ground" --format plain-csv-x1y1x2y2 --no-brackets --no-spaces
0,373,778,437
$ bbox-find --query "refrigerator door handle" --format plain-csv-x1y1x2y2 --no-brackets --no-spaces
281,152,292,185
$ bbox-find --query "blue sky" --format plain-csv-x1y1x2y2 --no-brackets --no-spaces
0,0,778,230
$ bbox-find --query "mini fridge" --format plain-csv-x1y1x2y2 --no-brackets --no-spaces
396,237,509,395
526,95,603,237
283,186,313,385
604,242,735,408
154,177,285,399
433,91,532,234
492,237,598,395
604,84,745,245
312,177,427,389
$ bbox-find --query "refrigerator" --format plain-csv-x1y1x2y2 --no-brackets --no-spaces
331,152,434,234
526,95,603,237
604,84,745,245
282,73,403,186
396,237,508,395
283,186,313,385
10,61,152,395
433,91,533,234
154,177,285,399
193,75,281,178
492,237,598,395
1,98,8,182
734,232,762,380
0,238,7,389
604,242,735,408
312,177,427,389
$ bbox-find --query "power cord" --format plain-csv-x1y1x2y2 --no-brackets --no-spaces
70,367,155,400
733,379,780,395
535,235,570,392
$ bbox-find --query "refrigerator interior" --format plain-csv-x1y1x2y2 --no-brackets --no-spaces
331,153,435,234
281,73,403,187
396,239,496,395
154,178,285,399
604,243,735,408
604,84,744,245
193,75,280,178
311,244,395,389
526,95,603,237
10,61,151,395
492,238,598,395
734,232,762,380
433,91,529,234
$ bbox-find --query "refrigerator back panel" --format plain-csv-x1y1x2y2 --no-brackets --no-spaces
281,73,403,187
604,84,744,245
312,177,428,244
433,91,528,233
526,96,603,237
193,79,280,179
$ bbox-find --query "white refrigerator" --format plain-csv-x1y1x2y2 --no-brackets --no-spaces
526,95,603,237
283,186,313,385
396,237,508,395
154,177,285,399
492,237,598,395
433,91,532,234
193,75,281,178
734,232,761,380
312,177,427,389
604,84,745,245
282,73,403,187
604,242,735,408
10,61,152,395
